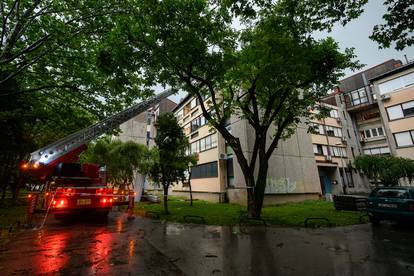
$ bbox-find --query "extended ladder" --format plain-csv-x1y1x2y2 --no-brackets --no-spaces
29,89,175,166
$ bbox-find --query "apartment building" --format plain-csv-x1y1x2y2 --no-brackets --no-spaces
325,59,414,187
370,62,414,160
310,103,350,196
170,94,322,204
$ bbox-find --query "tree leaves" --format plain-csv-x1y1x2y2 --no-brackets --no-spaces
80,137,148,188
354,155,414,186
370,0,414,50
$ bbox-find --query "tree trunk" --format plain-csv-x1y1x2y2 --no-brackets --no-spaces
245,172,261,218
189,181,193,206
188,169,193,206
163,184,169,215
246,141,269,219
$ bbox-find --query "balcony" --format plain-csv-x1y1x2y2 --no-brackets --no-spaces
343,88,376,112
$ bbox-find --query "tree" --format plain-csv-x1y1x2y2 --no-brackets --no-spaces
0,0,148,200
354,155,414,186
370,0,414,50
180,156,198,206
142,113,192,214
80,137,148,191
98,0,361,217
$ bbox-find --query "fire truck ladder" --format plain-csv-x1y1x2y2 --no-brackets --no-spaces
29,89,175,165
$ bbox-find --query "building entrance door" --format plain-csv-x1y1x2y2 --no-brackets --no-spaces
319,174,332,195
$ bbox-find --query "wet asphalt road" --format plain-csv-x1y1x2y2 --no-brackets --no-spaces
0,211,413,275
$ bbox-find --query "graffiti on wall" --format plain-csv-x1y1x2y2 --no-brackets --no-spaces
265,177,304,194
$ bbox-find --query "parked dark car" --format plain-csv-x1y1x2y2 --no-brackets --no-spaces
367,187,414,224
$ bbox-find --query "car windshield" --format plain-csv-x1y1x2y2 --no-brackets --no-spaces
375,189,410,199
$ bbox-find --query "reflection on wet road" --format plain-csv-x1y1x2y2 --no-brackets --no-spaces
0,212,183,275
0,211,414,275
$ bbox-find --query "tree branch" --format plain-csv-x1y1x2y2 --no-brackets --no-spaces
1,0,40,59
265,115,292,160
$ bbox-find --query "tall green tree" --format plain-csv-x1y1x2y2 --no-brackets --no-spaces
142,113,192,214
80,137,148,191
99,0,362,217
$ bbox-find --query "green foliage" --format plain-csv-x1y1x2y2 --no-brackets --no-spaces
370,0,414,50
80,137,148,189
354,155,414,186
141,113,194,214
0,0,150,199
136,198,364,227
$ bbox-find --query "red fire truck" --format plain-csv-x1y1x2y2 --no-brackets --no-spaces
22,89,174,220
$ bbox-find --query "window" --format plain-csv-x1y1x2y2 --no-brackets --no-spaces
402,101,414,116
190,116,207,132
346,88,368,106
330,146,346,157
378,72,414,95
191,132,199,139
363,147,390,155
326,126,335,137
387,100,414,120
191,161,218,179
199,137,205,151
189,134,218,154
361,127,385,140
329,109,339,118
375,189,410,199
190,141,199,154
313,144,323,155
190,98,198,109
312,124,342,137
394,131,414,147
191,118,201,132
312,144,346,157
175,108,184,121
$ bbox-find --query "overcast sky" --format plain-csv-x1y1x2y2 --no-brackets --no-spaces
168,0,414,103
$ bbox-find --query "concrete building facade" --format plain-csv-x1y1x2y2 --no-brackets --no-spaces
169,95,322,204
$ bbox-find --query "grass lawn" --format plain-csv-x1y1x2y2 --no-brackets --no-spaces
135,197,366,227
